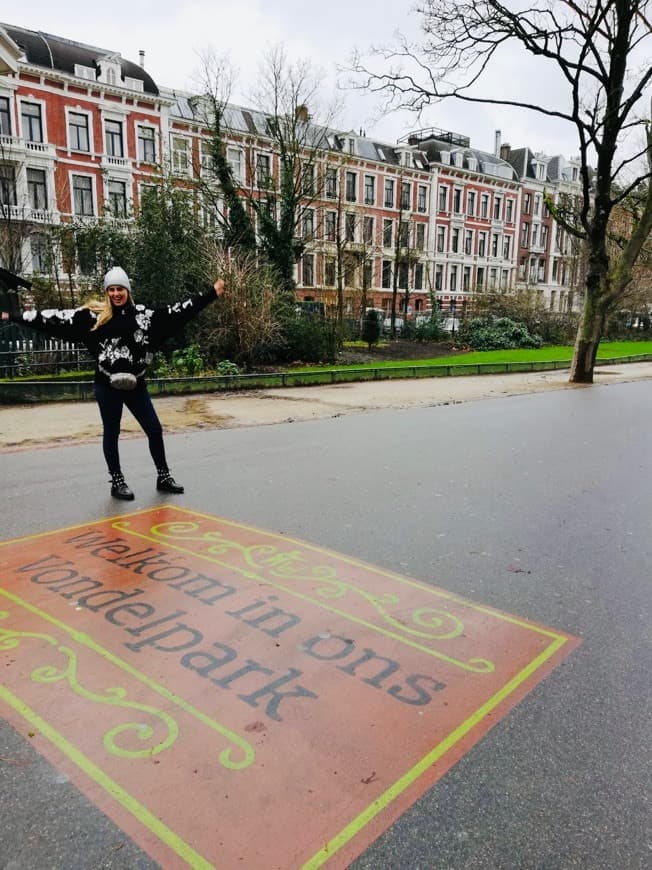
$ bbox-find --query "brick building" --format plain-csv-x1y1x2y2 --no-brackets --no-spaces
0,22,583,316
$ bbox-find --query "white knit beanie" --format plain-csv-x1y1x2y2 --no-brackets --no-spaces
103,266,131,293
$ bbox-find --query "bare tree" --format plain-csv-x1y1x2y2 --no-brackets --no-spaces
196,44,342,293
351,0,652,382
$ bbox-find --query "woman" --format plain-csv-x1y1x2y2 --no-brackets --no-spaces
1,266,224,500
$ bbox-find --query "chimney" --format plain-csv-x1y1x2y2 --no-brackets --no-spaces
500,142,511,160
494,129,501,156
139,50,145,69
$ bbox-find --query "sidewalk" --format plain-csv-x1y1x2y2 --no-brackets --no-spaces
2,361,652,452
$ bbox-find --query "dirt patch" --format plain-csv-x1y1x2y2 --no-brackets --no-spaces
337,340,468,365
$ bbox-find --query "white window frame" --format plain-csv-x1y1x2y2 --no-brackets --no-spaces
171,134,192,176
66,107,94,154
18,96,47,144
135,122,157,165
70,171,97,218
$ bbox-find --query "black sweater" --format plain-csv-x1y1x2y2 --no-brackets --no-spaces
11,288,216,382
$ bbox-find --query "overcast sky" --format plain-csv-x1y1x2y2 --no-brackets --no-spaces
10,0,584,159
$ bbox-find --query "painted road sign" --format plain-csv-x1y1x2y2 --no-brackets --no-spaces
0,506,579,868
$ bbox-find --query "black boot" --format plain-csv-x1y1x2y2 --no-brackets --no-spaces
110,471,134,501
156,470,184,494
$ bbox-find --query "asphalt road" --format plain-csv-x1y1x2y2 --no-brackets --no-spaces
1,379,651,869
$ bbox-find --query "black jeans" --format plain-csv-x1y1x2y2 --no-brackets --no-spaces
94,379,167,475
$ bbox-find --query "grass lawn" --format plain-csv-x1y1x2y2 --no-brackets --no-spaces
289,341,652,373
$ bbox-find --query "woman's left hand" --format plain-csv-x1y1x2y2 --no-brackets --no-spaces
214,279,225,297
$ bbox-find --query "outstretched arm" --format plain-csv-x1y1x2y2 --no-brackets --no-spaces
1,306,94,339
149,278,226,346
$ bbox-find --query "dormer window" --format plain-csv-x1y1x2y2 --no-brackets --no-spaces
124,76,144,93
440,150,451,165
98,58,122,87
74,64,96,81
453,151,464,168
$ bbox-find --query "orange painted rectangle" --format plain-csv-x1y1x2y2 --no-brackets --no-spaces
0,507,580,868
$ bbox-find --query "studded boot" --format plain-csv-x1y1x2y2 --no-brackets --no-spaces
156,468,184,494
110,471,134,501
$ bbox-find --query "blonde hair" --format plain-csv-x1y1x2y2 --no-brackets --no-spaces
88,289,134,331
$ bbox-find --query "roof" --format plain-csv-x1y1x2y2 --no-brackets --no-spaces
1,23,159,95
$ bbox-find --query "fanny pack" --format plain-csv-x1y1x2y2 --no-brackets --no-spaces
109,372,138,390
99,365,146,391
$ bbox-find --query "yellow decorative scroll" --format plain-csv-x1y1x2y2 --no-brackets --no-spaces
114,520,495,674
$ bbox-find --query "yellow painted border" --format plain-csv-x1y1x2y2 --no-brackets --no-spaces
303,630,570,868
0,685,214,869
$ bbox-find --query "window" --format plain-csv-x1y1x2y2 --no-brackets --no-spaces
493,196,502,220
398,261,408,289
325,211,336,242
382,260,392,288
72,175,94,216
108,180,127,217
0,164,16,205
450,265,458,291
363,261,372,289
324,257,336,286
302,166,315,196
523,193,531,214
414,262,424,290
534,194,541,216
531,224,539,246
302,253,314,286
480,194,489,219
256,153,271,187
325,167,337,199
417,185,427,212
503,236,511,259
21,102,43,142
519,258,526,279
452,188,462,213
302,208,315,240
69,112,90,152
363,216,374,245
415,223,425,251
345,213,356,242
438,185,448,212
451,228,460,253
383,219,393,247
466,191,476,217
31,233,48,272
138,126,156,163
27,168,47,210
384,178,395,208
398,222,410,248
436,226,445,253
464,230,473,255
364,174,375,205
435,264,443,291
478,232,486,257
0,97,11,135
463,266,471,292
476,267,485,290
491,233,499,257
345,171,357,202
400,182,411,210
521,221,529,247
505,199,514,222
172,136,190,174
227,147,243,182
105,119,124,158
541,225,549,249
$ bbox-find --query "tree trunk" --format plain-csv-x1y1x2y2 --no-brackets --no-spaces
569,294,606,384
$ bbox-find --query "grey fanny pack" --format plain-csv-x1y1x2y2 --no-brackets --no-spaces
99,365,146,391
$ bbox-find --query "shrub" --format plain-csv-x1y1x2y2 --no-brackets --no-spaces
459,315,543,350
215,360,240,377
361,310,381,349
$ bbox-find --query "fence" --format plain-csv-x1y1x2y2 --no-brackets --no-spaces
1,354,651,404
